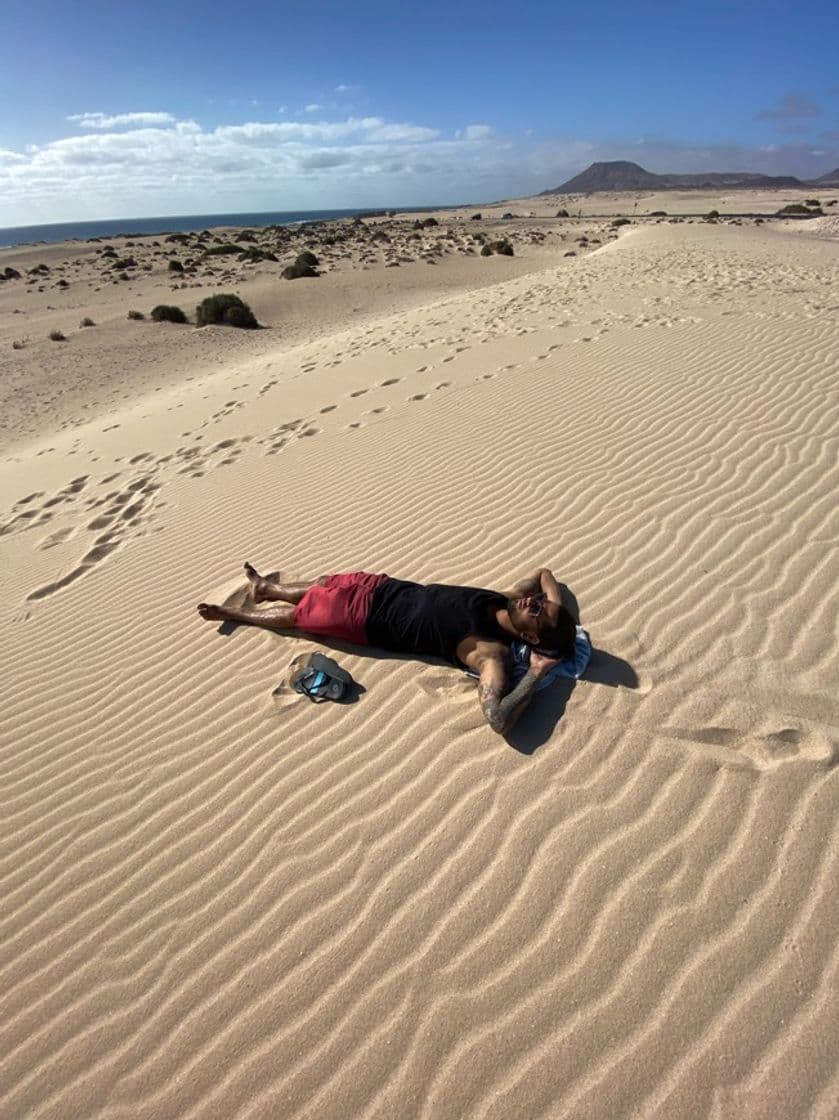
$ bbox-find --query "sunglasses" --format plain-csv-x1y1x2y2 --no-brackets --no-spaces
524,594,547,617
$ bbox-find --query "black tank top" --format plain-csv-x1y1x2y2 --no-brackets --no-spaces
366,579,507,666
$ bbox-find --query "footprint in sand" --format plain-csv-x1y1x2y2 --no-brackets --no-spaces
350,389,368,398
380,377,400,386
409,393,427,401
38,526,76,550
669,723,837,770
319,405,337,413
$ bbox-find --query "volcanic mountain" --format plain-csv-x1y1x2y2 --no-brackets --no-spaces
542,160,811,193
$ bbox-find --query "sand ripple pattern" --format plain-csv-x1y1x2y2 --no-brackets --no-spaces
1,224,838,1119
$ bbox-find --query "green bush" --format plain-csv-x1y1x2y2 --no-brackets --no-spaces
195,293,258,328
483,239,514,257
202,244,243,257
238,247,278,264
777,203,822,216
151,304,188,324
295,250,319,268
168,259,184,272
282,262,318,280
127,309,145,320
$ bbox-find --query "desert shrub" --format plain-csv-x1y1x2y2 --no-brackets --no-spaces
80,317,95,327
556,209,569,218
111,257,136,269
4,266,21,279
48,329,66,341
282,262,318,280
195,293,258,328
483,239,514,257
151,304,188,324
165,233,191,244
168,259,184,272
805,199,820,207
471,213,482,220
238,247,278,264
127,309,145,320
706,210,720,220
12,338,28,349
776,203,820,216
611,218,631,227
202,244,243,257
501,212,515,220
295,250,319,268
650,210,667,216
56,278,69,288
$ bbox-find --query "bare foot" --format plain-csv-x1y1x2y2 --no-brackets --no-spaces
244,561,273,603
198,602,229,622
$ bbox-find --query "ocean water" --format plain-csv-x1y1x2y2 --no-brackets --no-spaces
0,206,439,249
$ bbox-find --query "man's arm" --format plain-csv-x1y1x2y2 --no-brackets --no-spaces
504,566,563,605
476,653,547,735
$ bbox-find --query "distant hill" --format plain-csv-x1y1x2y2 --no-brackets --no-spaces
541,160,816,194
812,167,839,186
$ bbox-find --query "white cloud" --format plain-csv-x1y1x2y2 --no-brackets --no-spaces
2,113,837,227
67,111,177,130
304,103,323,113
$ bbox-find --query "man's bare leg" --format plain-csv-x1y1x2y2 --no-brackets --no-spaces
197,601,296,630
244,562,323,604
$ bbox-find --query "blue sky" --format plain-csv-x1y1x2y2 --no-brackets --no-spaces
2,0,837,227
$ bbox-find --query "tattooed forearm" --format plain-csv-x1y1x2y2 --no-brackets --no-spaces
479,669,542,734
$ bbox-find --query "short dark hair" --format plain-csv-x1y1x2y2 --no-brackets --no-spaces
536,604,577,659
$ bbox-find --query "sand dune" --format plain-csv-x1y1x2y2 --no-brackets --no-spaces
1,213,838,1118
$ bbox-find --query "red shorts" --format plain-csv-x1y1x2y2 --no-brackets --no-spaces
292,572,388,645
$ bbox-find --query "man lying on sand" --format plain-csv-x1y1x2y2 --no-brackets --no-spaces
198,565,576,734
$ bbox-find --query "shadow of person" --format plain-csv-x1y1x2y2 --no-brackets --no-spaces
505,677,577,755
503,645,638,753
584,646,639,689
